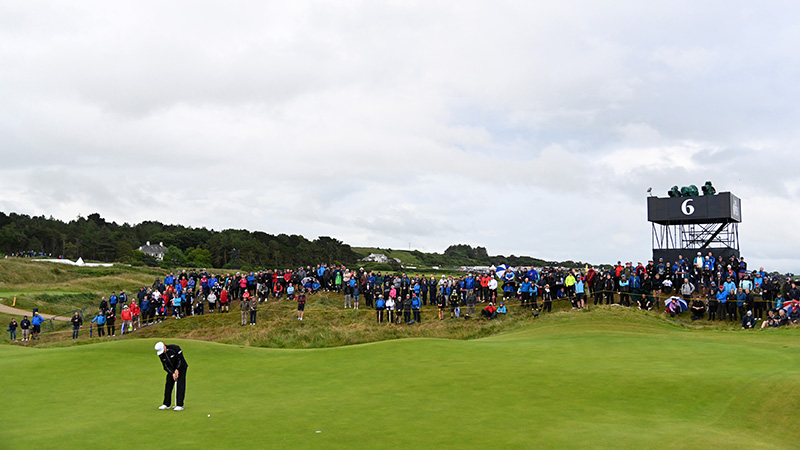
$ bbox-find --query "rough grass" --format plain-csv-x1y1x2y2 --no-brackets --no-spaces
14,299,797,352
0,259,160,315
0,258,789,350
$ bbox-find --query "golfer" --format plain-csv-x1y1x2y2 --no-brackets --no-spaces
155,341,189,411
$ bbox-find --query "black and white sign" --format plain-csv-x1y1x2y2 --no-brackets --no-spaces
647,192,742,225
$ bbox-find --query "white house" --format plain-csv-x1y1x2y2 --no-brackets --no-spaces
138,241,168,261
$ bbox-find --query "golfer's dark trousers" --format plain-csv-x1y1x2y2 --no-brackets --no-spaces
164,367,188,407
543,301,552,312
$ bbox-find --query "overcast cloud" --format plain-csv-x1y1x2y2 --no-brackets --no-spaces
1,1,798,270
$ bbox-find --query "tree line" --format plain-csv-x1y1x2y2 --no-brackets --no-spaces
0,211,572,270
0,212,359,270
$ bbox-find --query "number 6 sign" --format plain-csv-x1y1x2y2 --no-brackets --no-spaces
681,199,695,215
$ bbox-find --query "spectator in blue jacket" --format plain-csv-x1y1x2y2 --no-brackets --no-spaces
141,296,150,326
736,288,748,320
497,302,507,314
351,278,360,310
30,312,45,340
575,278,586,309
465,274,475,293
715,285,728,321
91,310,106,337
411,294,421,323
519,278,532,307
741,310,757,329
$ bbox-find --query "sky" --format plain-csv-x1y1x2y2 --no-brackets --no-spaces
1,1,799,271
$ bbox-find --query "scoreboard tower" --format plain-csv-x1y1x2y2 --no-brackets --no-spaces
647,192,742,264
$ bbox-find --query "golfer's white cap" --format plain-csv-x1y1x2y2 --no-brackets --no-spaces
155,342,165,355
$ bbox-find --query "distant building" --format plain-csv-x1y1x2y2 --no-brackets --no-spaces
138,241,167,261
360,253,401,264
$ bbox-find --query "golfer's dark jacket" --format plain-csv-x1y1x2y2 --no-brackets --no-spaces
159,344,188,374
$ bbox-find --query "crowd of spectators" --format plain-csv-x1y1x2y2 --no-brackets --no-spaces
8,252,800,342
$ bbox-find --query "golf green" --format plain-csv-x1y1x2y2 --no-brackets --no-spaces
1,312,798,449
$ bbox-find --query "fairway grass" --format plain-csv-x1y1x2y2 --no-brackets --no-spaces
2,313,798,449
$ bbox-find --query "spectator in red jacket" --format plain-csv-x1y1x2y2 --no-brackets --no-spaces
130,301,141,331
481,302,498,319
219,289,230,313
120,305,133,334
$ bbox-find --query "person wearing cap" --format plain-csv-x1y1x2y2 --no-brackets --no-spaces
30,311,45,340
618,275,630,307
120,306,132,335
694,252,704,271
715,284,729,321
19,315,30,341
541,284,553,312
155,342,189,411
788,304,800,324
741,310,756,329
497,302,507,315
90,310,106,336
481,301,497,319
130,300,141,331
105,309,116,336
574,276,585,309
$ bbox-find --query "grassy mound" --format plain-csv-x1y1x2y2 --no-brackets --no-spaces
0,259,162,315
1,313,798,449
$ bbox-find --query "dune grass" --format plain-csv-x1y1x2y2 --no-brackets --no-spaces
0,259,161,315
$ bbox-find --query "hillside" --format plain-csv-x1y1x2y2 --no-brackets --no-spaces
352,244,580,271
